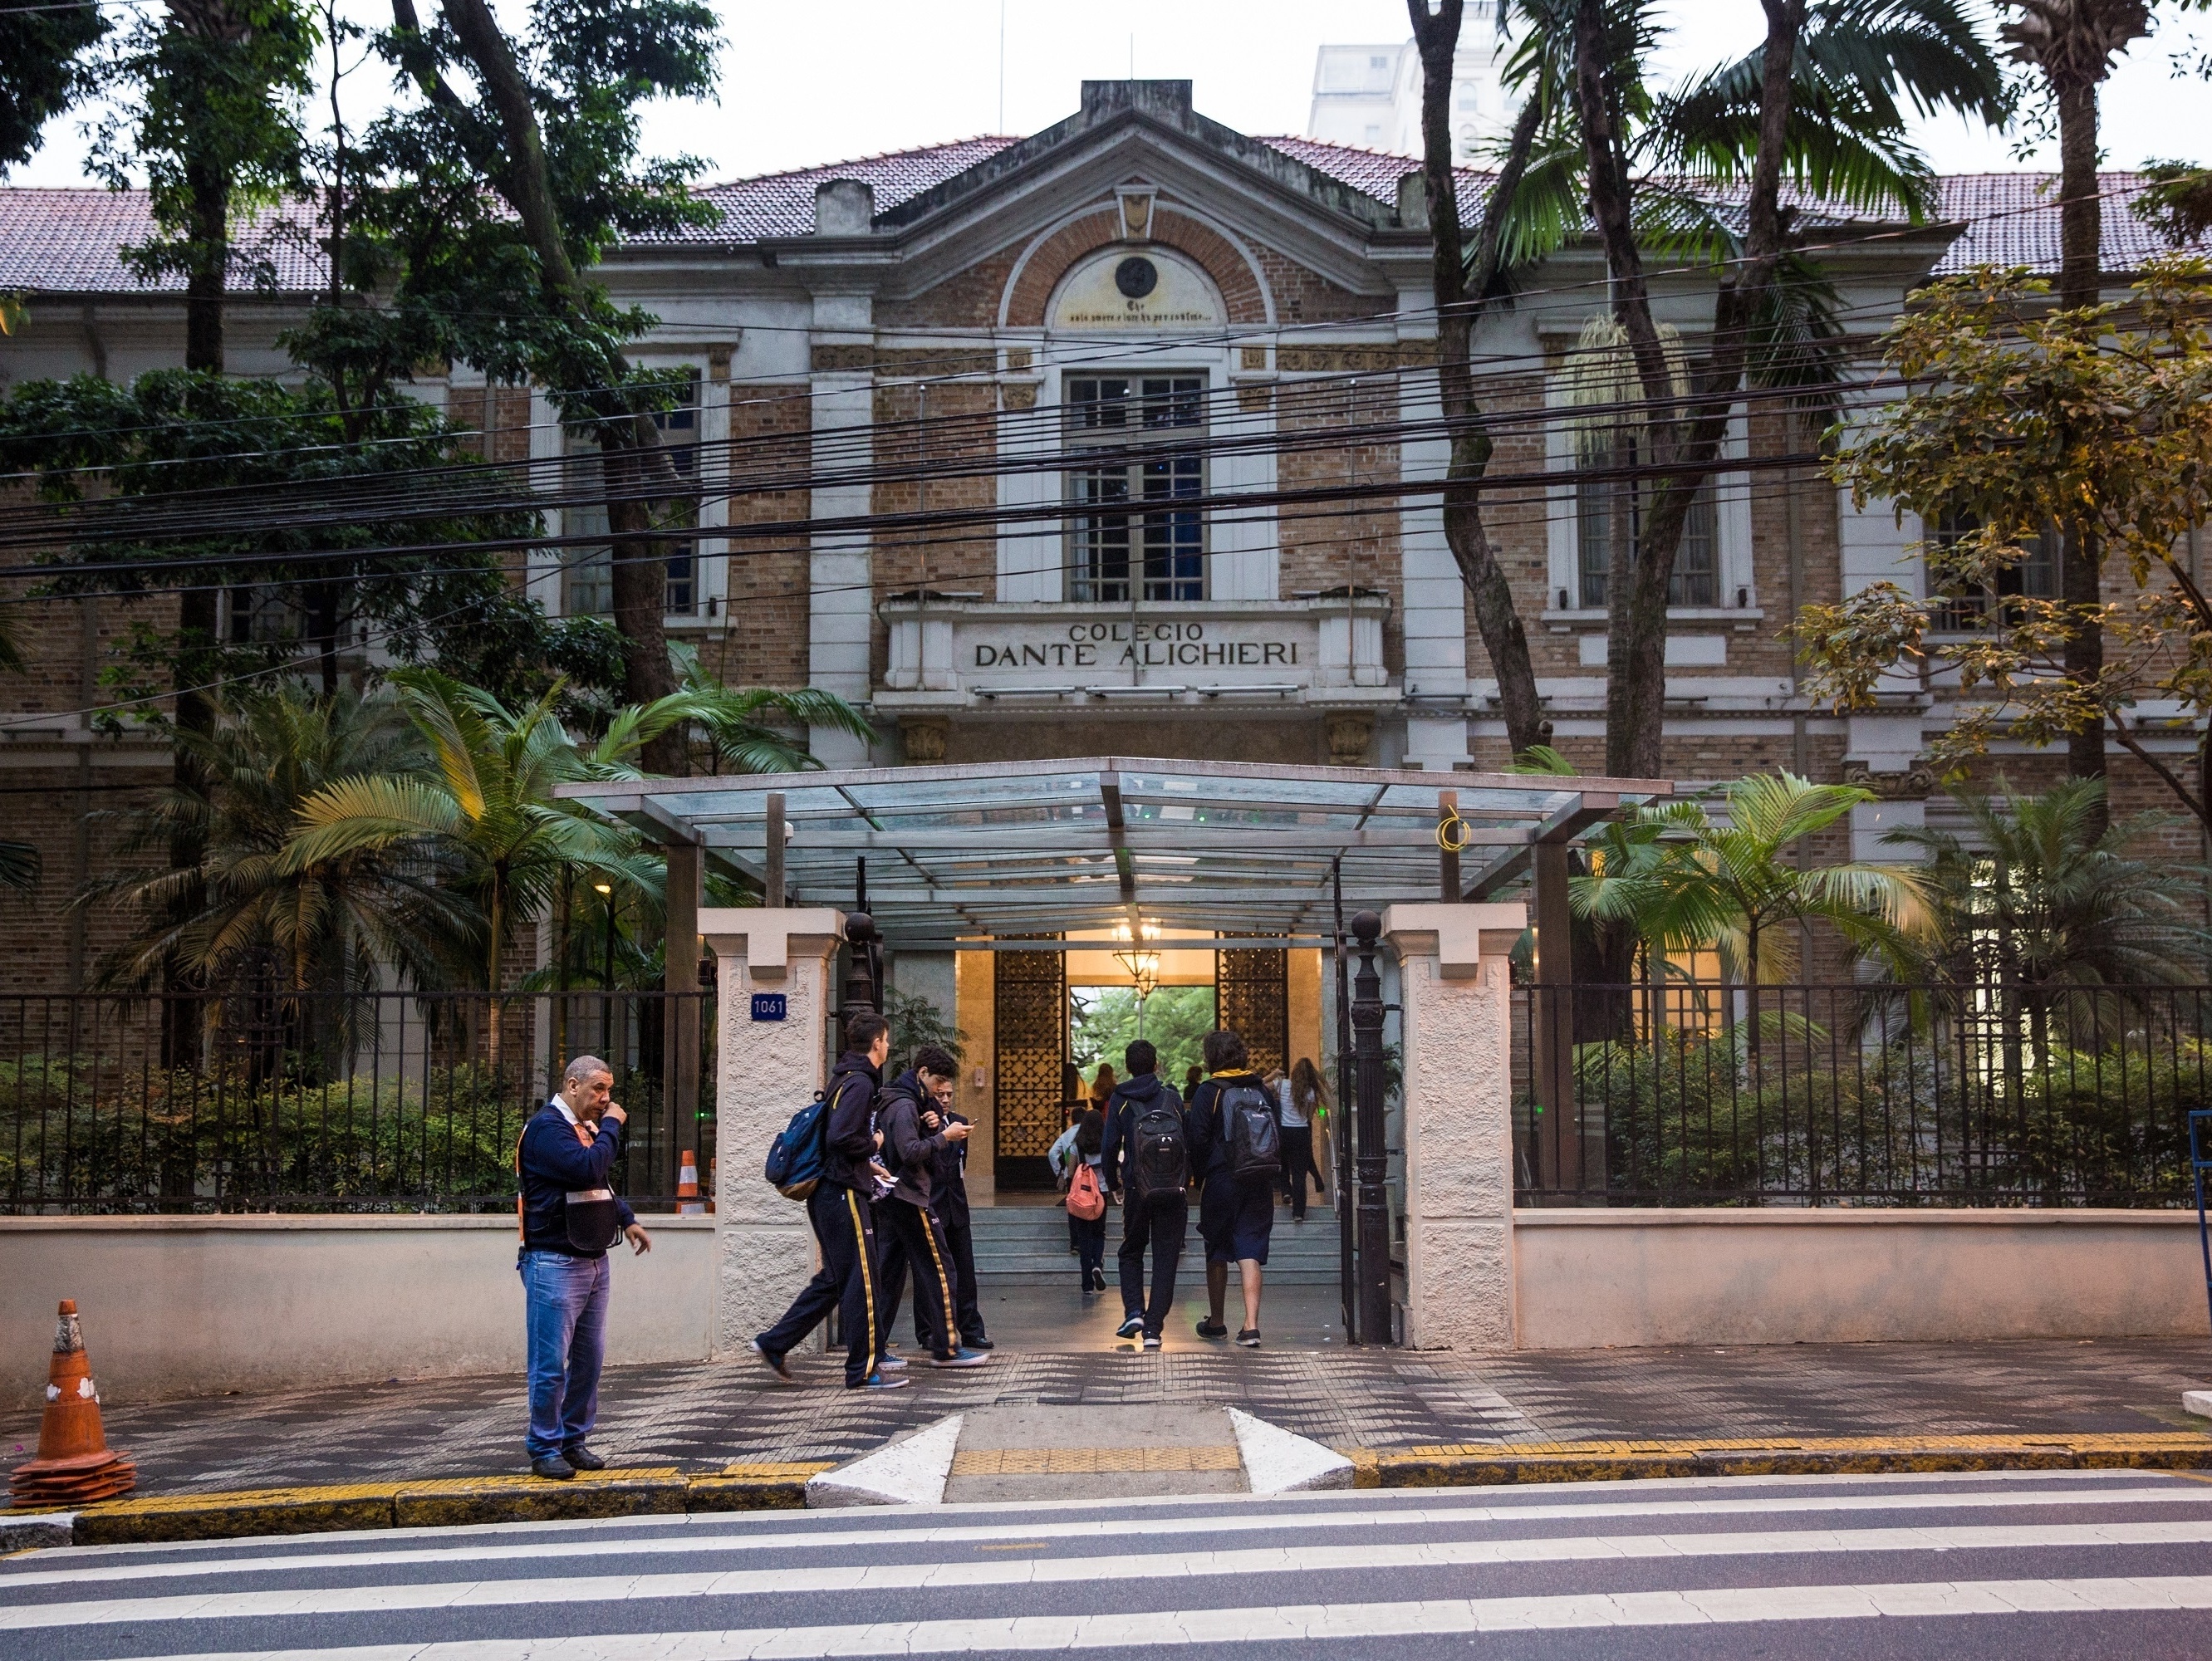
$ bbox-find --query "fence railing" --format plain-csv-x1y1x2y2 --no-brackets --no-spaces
1515,981,2212,1207
0,990,714,1215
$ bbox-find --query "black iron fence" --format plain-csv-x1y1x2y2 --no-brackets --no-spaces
1515,982,2212,1207
0,990,714,1214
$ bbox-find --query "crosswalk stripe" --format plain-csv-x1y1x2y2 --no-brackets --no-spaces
106,1574,2212,1658
9,1520,2212,1630
12,1480,2205,1591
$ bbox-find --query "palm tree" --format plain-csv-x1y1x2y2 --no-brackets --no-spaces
1649,772,1935,992
1493,0,2004,778
668,643,877,774
81,683,468,995
1883,777,2209,990
283,669,658,1026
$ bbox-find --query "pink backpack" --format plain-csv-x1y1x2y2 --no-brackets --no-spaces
1065,1160,1106,1221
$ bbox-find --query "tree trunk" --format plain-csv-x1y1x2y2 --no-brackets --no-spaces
601,420,683,774
1408,0,1544,760
2055,79,2108,806
1572,0,1807,781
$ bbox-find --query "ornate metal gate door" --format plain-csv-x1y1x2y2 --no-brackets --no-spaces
993,943,1066,1191
1214,940,1288,1078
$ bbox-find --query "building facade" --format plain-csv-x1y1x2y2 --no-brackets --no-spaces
1307,12,1518,159
0,77,2203,1006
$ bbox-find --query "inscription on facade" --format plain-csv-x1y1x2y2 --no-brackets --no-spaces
973,620,1297,670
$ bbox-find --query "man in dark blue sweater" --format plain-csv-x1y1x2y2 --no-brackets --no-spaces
752,1011,906,1391
516,1055,652,1481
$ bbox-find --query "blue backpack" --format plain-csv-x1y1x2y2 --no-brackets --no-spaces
764,1090,829,1200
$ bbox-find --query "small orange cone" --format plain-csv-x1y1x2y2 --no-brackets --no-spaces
678,1149,704,1215
11,1301,135,1507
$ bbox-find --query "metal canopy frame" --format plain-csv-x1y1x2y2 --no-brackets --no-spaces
557,756,1672,947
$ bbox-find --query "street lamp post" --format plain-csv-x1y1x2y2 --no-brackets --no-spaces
1351,909,1391,1345
843,912,878,1018
592,880,616,1062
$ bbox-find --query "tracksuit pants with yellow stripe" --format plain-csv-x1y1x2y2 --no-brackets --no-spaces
757,1178,882,1388
875,1194,959,1361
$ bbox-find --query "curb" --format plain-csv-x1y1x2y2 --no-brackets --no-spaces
1346,1432,2212,1488
7,1463,835,1546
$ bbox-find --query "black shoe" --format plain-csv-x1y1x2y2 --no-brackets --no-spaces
963,1336,994,1350
1091,1267,1108,1291
1116,1313,1145,1340
1195,1317,1229,1340
561,1444,606,1472
1237,1328,1262,1347
531,1456,576,1481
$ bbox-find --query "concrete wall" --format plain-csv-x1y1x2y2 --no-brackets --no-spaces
1513,1209,2212,1349
0,1215,716,1408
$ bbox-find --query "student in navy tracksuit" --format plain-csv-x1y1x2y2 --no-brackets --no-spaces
874,1046,988,1369
752,1012,906,1390
516,1054,652,1480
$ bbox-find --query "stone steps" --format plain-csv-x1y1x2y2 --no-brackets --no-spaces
966,1201,1343,1285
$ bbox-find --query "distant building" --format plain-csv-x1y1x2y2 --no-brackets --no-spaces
1308,7,1515,159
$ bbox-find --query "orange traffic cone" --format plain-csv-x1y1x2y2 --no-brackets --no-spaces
11,1301,135,1507
678,1149,704,1215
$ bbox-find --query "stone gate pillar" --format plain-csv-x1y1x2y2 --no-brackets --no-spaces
1382,902,1526,1351
699,907,844,1358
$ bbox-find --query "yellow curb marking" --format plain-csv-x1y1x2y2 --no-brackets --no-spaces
950,1446,1243,1477
1395,1433,2212,1460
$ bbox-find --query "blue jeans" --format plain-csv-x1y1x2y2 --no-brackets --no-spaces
521,1249,610,1458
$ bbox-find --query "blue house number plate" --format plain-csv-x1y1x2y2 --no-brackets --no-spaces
750,992,787,1022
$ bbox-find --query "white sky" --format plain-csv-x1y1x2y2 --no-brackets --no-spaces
7,0,2209,190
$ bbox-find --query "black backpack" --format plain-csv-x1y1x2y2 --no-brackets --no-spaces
1129,1099,1188,1198
1219,1082,1280,1183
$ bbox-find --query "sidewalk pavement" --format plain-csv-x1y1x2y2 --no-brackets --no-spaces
8,1333,2210,1499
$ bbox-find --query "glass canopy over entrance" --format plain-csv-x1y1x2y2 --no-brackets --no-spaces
558,756,1671,947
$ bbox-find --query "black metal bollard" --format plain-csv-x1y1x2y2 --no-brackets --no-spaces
1351,909,1391,1345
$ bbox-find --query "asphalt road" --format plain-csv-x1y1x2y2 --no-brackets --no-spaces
6,1469,2212,1659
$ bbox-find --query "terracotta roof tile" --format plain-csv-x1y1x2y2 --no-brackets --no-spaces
0,188,326,295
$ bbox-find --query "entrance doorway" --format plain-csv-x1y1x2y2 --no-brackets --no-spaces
991,933,1287,1192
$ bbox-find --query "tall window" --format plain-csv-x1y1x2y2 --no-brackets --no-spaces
1064,375,1204,603
1929,508,2057,630
1574,433,1719,609
563,370,701,618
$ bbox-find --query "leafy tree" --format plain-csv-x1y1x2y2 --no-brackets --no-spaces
77,682,472,993
1497,0,2002,778
1883,776,2208,987
1795,259,2212,830
0,369,591,703
305,0,722,769
0,0,107,171
884,987,966,1073
1998,0,2212,802
1068,983,1215,1091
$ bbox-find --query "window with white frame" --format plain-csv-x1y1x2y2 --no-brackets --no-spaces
1063,374,1205,603
562,370,701,618
1928,507,2058,631
1573,429,1719,609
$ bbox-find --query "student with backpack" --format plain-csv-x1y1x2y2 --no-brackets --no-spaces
751,1011,905,1391
1050,1103,1109,1292
1100,1038,1189,1349
1189,1027,1277,1347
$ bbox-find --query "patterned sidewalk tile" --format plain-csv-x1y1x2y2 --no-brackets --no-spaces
5,1335,2206,1496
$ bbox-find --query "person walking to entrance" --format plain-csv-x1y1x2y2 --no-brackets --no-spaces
1280,1056,1328,1222
515,1055,652,1480
1051,1102,1109,1292
875,1046,990,1369
752,1012,905,1391
1101,1039,1189,1349
1190,1029,1277,1347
